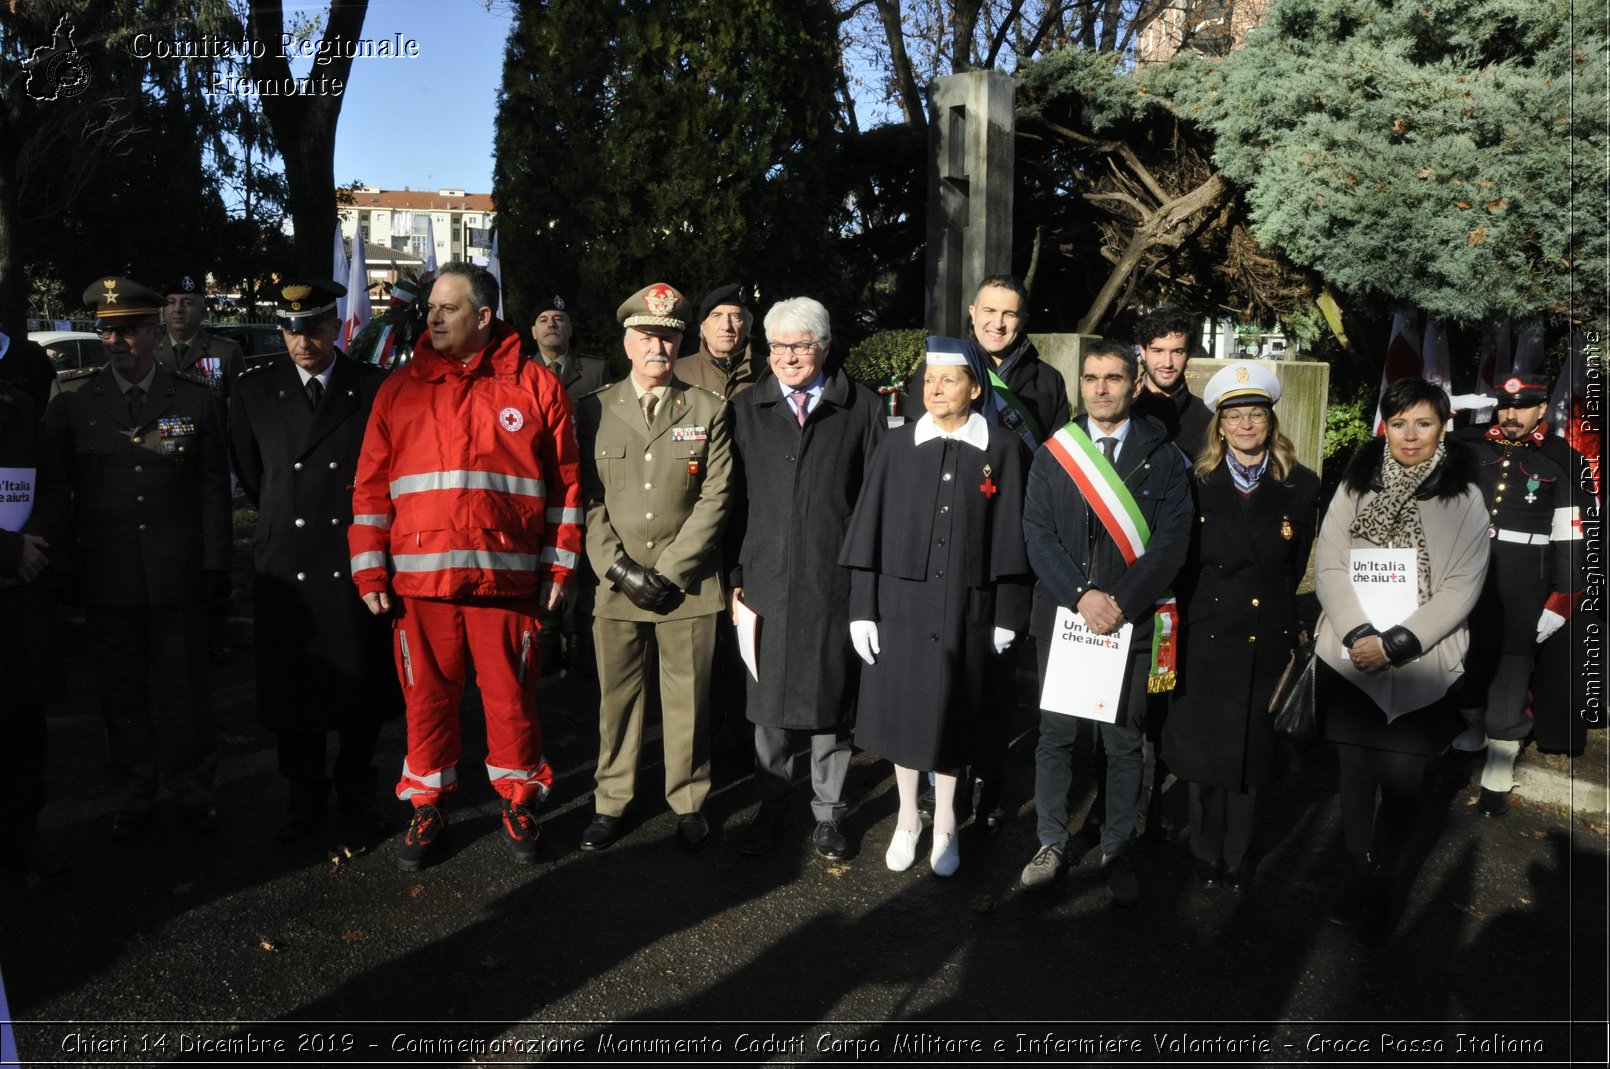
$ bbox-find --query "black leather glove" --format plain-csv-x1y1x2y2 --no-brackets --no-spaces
640,568,680,608
1341,622,1380,648
606,557,674,612
204,569,231,604
1379,625,1423,665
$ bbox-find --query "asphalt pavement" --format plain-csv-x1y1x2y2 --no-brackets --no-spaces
1,617,1606,1067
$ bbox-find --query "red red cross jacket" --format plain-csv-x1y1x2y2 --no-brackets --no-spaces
348,322,583,599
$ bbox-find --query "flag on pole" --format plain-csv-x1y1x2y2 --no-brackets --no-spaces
342,237,370,350
1373,310,1423,434
423,215,439,274
1472,319,1513,425
331,223,349,324
486,231,504,319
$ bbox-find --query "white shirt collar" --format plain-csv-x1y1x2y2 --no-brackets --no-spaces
913,410,990,450
295,360,336,389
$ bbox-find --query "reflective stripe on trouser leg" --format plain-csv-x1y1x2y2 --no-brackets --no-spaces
392,597,470,804
463,597,551,805
398,759,459,803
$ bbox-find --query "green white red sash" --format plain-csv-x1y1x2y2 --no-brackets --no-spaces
1045,421,1179,692
987,368,1044,452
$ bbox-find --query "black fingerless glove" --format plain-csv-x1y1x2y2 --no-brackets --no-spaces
1379,625,1422,665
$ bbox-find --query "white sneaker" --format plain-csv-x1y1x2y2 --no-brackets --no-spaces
885,826,920,872
930,831,959,877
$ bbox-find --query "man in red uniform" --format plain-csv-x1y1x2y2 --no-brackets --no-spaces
349,262,583,871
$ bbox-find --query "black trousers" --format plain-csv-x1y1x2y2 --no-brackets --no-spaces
277,726,382,790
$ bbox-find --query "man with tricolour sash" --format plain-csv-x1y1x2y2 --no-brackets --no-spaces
1018,339,1192,906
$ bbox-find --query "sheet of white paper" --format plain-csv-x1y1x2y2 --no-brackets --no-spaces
1039,607,1132,722
734,598,760,682
0,466,35,532
1348,547,1418,633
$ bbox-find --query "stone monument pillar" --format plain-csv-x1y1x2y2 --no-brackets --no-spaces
925,71,1015,337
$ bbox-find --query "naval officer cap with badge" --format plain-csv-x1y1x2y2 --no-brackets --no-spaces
574,282,737,853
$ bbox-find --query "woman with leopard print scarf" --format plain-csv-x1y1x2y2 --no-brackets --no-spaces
1313,377,1488,947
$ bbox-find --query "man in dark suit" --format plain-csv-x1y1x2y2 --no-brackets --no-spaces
529,294,607,677
574,283,734,852
155,271,245,664
1019,339,1193,905
229,280,402,842
37,278,232,840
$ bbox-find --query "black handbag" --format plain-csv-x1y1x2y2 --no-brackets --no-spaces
1270,634,1320,743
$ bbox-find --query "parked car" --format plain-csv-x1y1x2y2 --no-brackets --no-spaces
30,330,105,378
212,323,288,369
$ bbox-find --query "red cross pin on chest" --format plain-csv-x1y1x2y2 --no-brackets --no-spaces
979,463,998,498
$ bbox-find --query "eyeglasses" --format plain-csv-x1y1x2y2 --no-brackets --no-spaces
768,341,819,356
1220,408,1270,425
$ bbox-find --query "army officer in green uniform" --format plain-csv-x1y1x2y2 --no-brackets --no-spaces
36,278,232,840
574,283,734,852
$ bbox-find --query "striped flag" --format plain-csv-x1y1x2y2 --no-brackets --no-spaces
423,214,440,274
486,231,504,319
1373,310,1423,434
331,223,349,324
342,237,370,350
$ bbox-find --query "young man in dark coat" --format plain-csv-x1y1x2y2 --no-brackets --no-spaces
228,280,401,842
1019,340,1193,905
726,297,886,858
1130,306,1212,460
36,277,233,840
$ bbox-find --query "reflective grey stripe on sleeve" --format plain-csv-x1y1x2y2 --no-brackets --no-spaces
352,514,392,529
539,547,580,570
350,551,389,572
391,549,545,572
390,470,547,499
545,507,585,524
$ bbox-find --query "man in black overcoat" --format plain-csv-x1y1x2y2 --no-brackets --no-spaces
726,297,885,858
228,280,400,841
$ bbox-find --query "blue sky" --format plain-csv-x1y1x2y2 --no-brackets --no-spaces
320,0,511,194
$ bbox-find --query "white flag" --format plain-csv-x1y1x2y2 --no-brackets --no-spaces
342,236,370,350
423,214,439,274
331,223,349,324
486,231,504,319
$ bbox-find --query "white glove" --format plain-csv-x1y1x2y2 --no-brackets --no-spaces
1536,608,1566,643
1448,392,1497,413
992,627,1016,655
850,619,880,666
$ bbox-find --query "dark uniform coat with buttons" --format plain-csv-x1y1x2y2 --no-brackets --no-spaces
1162,459,1320,790
726,371,886,732
228,353,401,732
37,363,231,606
575,376,734,622
155,330,246,398
840,418,1031,769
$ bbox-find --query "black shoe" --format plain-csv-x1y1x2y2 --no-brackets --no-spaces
737,805,784,857
1103,853,1140,907
676,811,710,851
336,794,395,840
1353,874,1397,947
1223,862,1252,893
182,804,219,833
580,813,621,851
974,780,1007,830
1327,856,1370,926
396,804,448,871
1195,857,1224,886
812,820,850,860
501,799,542,865
110,811,151,841
1478,787,1511,817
